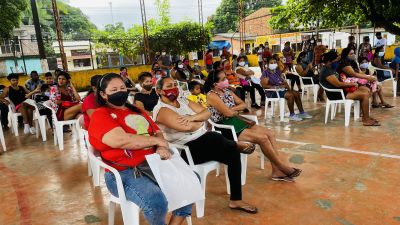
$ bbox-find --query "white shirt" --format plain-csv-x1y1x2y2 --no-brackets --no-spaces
257,49,263,62
235,66,261,84
375,38,386,49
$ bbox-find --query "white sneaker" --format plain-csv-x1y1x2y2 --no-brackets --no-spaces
29,127,36,135
289,114,303,121
298,112,312,119
24,124,30,134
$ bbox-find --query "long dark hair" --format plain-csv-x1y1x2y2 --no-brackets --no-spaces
204,69,223,93
96,73,141,113
87,74,102,96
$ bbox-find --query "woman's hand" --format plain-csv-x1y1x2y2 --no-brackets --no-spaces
177,115,194,126
156,146,171,160
366,76,377,82
153,136,169,149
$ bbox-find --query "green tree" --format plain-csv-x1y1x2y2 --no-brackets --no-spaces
270,0,400,35
211,0,281,33
0,0,28,39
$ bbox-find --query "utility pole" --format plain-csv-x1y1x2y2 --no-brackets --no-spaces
109,2,114,25
51,0,68,71
197,0,205,52
139,0,150,64
238,0,246,50
30,0,46,59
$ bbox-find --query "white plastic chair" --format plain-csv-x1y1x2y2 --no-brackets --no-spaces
292,71,319,103
264,89,286,122
42,100,78,151
0,119,6,151
6,98,22,136
81,128,103,186
87,143,192,225
24,99,49,142
169,143,218,218
320,84,360,127
370,66,397,97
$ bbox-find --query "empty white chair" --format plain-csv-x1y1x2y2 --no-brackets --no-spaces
81,129,102,186
42,100,78,151
264,89,286,122
370,66,397,97
24,99,49,142
292,71,319,103
87,144,192,225
6,98,22,136
320,84,360,127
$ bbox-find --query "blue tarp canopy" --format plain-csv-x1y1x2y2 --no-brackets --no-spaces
208,41,231,50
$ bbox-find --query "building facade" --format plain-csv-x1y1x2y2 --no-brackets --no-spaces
53,41,98,71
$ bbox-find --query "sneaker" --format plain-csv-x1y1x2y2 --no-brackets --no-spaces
251,104,261,109
289,114,303,121
24,124,30,134
29,127,36,135
298,112,312,119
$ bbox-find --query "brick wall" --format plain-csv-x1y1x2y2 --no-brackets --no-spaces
240,8,274,36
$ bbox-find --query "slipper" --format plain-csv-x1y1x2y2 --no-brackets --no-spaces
381,104,394,108
229,206,258,214
271,176,294,182
371,104,381,108
237,143,256,154
287,168,302,179
363,120,380,126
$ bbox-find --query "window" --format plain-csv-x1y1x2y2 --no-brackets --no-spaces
335,40,341,48
0,37,21,54
272,45,281,53
73,58,91,67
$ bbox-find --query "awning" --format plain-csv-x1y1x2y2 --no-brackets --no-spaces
208,41,231,50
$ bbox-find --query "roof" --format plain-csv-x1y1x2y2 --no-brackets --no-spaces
245,8,271,21
214,33,257,41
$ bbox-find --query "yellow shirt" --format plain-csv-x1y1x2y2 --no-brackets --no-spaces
187,93,207,108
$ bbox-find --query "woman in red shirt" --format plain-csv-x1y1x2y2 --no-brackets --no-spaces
88,73,192,225
81,75,102,129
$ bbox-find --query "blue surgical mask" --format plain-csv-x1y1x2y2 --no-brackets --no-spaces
378,52,384,57
331,62,339,70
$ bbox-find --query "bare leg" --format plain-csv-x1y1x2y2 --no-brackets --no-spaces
292,91,305,112
168,216,185,225
284,92,295,115
18,103,29,124
347,87,375,124
64,104,82,120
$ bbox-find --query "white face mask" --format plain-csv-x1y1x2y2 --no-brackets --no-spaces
378,52,384,57
194,63,199,66
162,52,166,56
178,64,184,69
238,61,245,67
360,63,369,69
269,64,278,70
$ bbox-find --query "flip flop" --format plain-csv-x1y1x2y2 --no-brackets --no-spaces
371,104,381,108
363,120,380,126
287,168,302,179
229,206,258,214
271,176,294,182
237,143,256,154
381,104,394,108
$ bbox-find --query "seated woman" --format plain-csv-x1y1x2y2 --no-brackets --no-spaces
134,72,159,115
295,51,324,101
221,59,256,108
358,57,393,108
205,70,302,181
0,73,37,134
261,58,312,121
320,51,379,126
171,60,192,81
82,75,102,129
153,77,258,214
49,71,82,122
88,73,192,225
119,67,137,93
273,54,301,92
235,56,265,107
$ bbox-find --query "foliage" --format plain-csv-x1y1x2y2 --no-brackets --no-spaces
0,0,28,39
22,0,97,40
210,0,282,33
269,0,400,35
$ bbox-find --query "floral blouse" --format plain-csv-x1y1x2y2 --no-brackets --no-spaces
208,90,236,122
49,85,77,113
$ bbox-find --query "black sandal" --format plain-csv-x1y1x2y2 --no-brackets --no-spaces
229,205,258,214
287,168,302,179
237,143,256,154
271,176,294,182
381,103,394,108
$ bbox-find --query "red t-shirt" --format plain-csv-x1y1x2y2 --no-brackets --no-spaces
88,107,159,171
205,53,213,65
262,49,272,60
81,93,99,129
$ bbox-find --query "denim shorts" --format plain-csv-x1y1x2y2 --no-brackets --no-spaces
266,90,287,98
105,168,192,225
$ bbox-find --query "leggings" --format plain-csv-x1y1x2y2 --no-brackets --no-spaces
0,103,9,127
184,132,242,201
235,85,255,104
251,82,266,103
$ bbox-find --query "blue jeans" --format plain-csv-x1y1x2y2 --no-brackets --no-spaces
104,169,192,225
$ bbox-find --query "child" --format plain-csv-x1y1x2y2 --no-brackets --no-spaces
187,81,207,108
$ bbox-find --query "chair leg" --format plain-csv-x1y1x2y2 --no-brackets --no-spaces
38,118,47,142
35,119,39,139
393,80,397,97
324,102,330,124
12,116,19,136
186,216,193,225
330,103,336,120
56,125,64,151
260,150,265,169
270,101,275,117
240,154,247,186
344,102,352,127
87,156,93,176
108,201,116,225
0,126,6,151
264,100,269,119
354,101,360,121
313,85,319,103
92,160,101,187
279,99,285,122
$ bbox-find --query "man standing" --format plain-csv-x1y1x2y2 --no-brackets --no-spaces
257,44,264,72
375,32,387,50
25,70,44,92
159,50,172,77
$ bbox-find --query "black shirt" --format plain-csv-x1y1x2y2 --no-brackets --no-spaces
9,86,26,106
134,89,159,112
320,66,347,100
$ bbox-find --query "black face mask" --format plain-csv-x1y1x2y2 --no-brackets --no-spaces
107,91,128,106
142,84,153,91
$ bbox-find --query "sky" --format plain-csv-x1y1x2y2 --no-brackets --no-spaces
67,0,223,29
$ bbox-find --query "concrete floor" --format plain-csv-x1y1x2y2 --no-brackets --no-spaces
1,82,400,225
